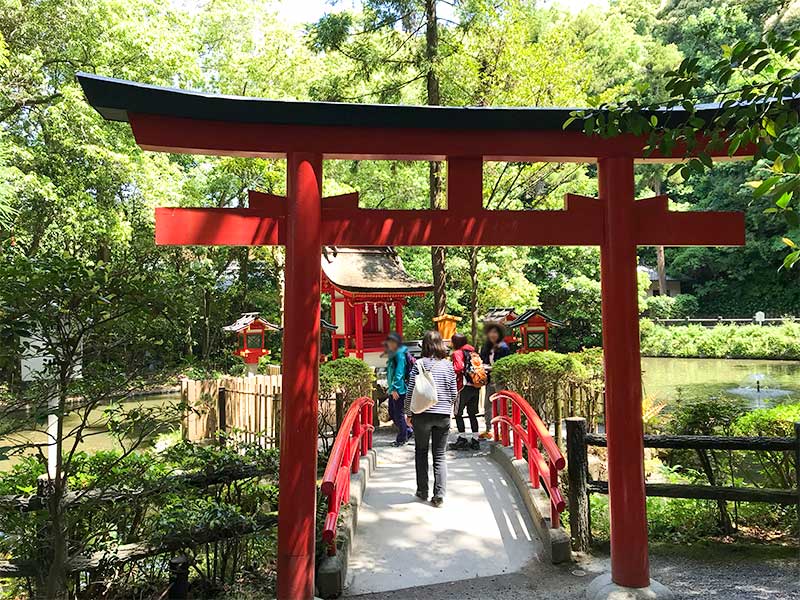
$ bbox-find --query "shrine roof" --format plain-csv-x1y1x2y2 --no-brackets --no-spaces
507,309,564,328
223,312,280,332
76,73,771,134
322,247,432,294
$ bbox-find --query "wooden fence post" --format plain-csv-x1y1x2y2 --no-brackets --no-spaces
168,555,190,599
566,416,590,552
795,422,800,527
217,387,227,446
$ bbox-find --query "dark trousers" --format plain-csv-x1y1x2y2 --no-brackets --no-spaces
455,385,480,433
388,396,412,443
411,412,450,498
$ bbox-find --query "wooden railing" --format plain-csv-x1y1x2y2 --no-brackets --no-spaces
491,390,566,527
320,396,375,554
565,416,800,552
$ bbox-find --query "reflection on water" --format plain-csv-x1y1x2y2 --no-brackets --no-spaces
0,394,181,470
641,357,800,409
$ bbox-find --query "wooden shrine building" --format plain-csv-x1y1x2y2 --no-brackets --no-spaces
507,308,563,352
322,246,431,365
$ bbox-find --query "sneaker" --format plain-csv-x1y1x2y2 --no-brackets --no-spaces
391,440,407,447
447,436,469,451
431,496,444,507
469,438,480,451
479,431,493,440
415,491,427,501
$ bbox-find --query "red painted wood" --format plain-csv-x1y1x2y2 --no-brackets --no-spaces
323,192,359,210
155,207,284,245
157,200,743,248
129,113,756,161
448,157,483,212
490,390,566,522
320,208,605,246
320,396,374,550
277,152,323,600
598,157,650,589
354,303,364,359
395,301,403,337
248,190,287,214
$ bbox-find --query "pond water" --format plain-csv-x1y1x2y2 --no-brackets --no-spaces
641,357,800,410
0,393,181,471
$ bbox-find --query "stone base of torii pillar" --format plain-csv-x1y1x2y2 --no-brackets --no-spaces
587,573,673,600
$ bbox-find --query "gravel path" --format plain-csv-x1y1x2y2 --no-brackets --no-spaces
346,546,799,600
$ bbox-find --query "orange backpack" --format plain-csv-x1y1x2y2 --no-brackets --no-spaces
464,350,487,387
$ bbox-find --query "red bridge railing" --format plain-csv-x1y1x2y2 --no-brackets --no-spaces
491,390,566,527
320,396,374,554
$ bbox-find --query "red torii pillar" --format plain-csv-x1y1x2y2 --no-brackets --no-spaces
155,156,742,598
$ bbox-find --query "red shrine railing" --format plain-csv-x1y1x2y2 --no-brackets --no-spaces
320,396,374,554
491,390,566,527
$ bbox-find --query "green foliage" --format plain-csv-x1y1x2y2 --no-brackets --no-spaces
491,348,602,426
733,402,800,489
640,321,800,359
643,294,700,319
319,357,374,405
644,295,677,319
0,441,282,597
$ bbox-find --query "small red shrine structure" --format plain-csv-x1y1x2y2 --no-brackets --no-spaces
322,246,431,365
223,312,279,366
507,309,563,352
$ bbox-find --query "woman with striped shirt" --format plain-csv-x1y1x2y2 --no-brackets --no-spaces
404,330,457,507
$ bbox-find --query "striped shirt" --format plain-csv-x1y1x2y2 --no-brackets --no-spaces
404,357,457,416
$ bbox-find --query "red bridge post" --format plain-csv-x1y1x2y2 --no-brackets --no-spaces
276,153,323,600
598,157,650,589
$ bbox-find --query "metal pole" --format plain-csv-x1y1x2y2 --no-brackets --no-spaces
276,152,322,600
599,157,650,588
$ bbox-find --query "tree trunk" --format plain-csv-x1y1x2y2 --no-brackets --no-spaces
425,0,447,316
469,247,480,341
652,176,667,296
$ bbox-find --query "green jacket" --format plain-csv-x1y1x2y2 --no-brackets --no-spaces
386,345,408,396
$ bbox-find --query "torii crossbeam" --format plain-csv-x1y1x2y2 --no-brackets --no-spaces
78,73,746,600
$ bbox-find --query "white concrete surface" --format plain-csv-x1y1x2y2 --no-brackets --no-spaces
344,431,543,596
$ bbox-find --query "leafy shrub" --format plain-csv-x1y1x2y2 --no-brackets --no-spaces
672,294,699,318
640,321,800,359
318,357,373,404
644,295,676,319
492,351,572,423
733,402,800,489
0,442,282,598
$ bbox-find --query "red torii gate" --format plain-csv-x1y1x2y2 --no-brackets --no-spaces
78,73,746,600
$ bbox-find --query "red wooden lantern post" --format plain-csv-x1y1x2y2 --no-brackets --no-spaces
78,73,751,600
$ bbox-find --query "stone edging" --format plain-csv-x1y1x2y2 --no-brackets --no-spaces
488,442,571,564
316,448,377,599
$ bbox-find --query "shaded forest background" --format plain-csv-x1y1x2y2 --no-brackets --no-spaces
1,0,799,379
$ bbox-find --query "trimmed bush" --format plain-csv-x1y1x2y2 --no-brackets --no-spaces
640,321,800,359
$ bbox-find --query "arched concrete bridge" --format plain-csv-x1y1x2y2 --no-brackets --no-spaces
317,392,571,598
344,432,543,595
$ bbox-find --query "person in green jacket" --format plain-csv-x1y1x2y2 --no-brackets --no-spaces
384,332,413,446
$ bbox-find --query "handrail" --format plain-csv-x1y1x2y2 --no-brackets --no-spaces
320,395,374,554
491,390,566,528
